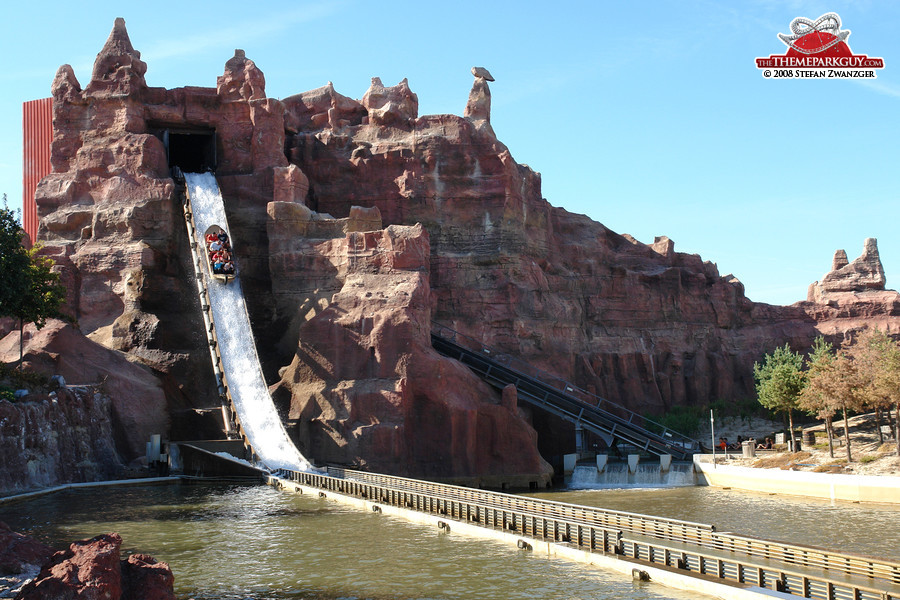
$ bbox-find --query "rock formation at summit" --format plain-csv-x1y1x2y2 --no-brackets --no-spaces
464,67,494,135
803,238,900,338
808,238,888,301
14,19,900,482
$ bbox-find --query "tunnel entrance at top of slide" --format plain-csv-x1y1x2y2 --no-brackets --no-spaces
152,127,217,173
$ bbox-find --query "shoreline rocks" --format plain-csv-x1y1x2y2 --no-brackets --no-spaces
6,528,174,600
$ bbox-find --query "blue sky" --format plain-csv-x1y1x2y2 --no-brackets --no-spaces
2,1,897,306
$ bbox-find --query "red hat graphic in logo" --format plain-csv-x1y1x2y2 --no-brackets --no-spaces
778,13,851,58
756,12,884,79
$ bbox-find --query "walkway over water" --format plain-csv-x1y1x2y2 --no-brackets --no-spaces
276,466,900,600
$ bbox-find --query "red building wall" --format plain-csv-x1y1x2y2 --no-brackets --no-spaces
22,98,53,243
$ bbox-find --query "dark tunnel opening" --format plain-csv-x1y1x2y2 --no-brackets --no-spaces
152,127,217,173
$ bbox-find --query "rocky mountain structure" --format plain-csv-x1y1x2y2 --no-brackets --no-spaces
803,238,900,338
809,238,888,300
9,19,900,484
268,218,548,484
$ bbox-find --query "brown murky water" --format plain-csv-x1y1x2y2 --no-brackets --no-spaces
3,481,898,599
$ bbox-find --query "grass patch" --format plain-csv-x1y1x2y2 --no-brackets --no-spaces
859,455,879,464
752,451,812,470
707,398,775,421
812,464,844,473
647,397,778,438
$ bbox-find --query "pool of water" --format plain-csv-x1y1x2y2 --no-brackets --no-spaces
1,482,708,600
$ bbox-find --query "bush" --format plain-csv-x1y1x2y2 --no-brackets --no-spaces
645,405,705,437
0,386,15,402
708,397,775,421
0,362,49,391
859,455,878,464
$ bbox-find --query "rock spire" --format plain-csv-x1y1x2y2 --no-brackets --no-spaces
464,66,494,135
217,49,267,101
808,238,887,302
84,17,148,97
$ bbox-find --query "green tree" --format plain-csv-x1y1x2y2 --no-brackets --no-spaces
0,196,67,368
754,344,805,450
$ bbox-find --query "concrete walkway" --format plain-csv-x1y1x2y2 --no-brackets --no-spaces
694,457,900,504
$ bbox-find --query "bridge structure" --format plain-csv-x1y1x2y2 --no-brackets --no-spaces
181,172,900,600
431,323,701,460
272,467,900,600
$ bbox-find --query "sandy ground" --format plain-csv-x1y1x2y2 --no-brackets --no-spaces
718,412,900,477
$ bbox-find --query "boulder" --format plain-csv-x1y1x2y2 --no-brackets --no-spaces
16,532,174,600
0,521,53,574
0,522,54,598
273,164,309,204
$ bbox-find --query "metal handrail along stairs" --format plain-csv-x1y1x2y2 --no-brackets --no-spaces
430,323,700,460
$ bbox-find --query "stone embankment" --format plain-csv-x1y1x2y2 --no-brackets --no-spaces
0,384,124,496
695,459,900,504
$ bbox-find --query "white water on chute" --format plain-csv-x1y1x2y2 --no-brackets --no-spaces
184,172,310,472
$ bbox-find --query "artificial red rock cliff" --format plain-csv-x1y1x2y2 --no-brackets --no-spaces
802,238,900,337
21,19,900,481
267,216,550,484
